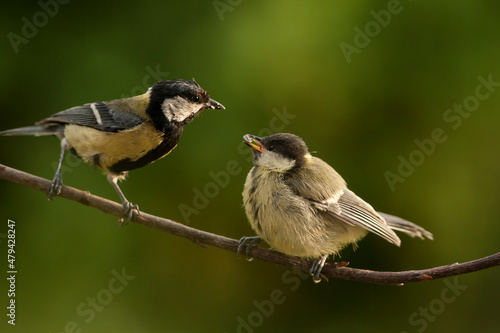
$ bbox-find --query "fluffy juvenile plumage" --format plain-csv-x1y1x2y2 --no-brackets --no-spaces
1,79,225,223
240,133,433,282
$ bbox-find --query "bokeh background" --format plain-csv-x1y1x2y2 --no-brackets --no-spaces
1,1,499,332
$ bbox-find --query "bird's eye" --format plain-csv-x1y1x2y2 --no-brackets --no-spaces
268,145,275,151
186,94,200,102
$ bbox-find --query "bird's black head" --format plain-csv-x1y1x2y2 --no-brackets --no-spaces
146,79,225,131
243,133,311,172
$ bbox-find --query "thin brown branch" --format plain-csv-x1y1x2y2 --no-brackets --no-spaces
1,163,499,285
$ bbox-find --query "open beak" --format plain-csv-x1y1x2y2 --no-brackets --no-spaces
243,134,263,153
208,98,225,110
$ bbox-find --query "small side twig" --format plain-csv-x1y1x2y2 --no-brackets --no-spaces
1,163,499,285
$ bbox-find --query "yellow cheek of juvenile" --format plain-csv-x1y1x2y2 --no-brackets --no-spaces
64,122,163,170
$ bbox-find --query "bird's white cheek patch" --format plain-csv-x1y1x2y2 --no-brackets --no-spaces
257,151,296,172
161,96,200,123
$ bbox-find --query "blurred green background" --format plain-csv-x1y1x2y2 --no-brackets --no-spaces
1,0,499,332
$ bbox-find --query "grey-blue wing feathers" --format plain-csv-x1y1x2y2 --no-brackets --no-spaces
334,189,401,246
306,188,431,245
37,102,144,132
287,157,402,246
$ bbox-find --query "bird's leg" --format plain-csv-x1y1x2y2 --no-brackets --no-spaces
310,254,329,283
238,236,262,260
48,138,69,200
107,173,140,225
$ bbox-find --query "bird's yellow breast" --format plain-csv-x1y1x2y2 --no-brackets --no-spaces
64,122,164,171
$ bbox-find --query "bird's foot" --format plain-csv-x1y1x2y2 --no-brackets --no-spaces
118,202,140,226
310,255,329,283
48,172,63,201
238,236,262,260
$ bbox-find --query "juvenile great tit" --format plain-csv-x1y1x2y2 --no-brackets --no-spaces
0,79,225,223
240,133,433,282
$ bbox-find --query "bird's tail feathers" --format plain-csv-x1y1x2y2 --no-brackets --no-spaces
0,125,61,137
378,212,434,240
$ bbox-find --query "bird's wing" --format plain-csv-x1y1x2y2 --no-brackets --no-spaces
308,194,343,215
285,157,346,215
37,102,144,132
286,158,401,246
320,188,401,246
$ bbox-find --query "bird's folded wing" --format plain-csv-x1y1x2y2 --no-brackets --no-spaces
312,188,401,246
308,191,343,215
37,102,144,132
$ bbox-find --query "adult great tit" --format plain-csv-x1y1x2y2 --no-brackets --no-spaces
240,133,433,282
0,79,225,223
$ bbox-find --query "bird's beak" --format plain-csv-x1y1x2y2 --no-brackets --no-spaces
243,134,263,153
208,98,225,110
